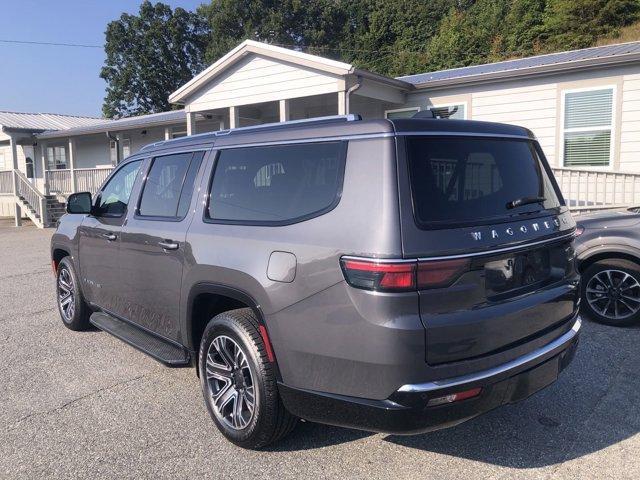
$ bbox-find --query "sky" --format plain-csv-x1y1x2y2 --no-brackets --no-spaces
0,0,204,118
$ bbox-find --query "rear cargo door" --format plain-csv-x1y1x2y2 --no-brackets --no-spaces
396,134,578,364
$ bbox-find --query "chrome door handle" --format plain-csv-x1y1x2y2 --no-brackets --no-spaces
158,240,179,251
102,233,117,241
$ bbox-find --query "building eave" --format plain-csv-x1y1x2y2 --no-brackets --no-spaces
410,52,640,91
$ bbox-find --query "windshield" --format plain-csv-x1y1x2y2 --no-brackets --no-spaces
405,136,563,228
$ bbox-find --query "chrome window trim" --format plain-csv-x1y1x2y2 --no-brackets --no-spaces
398,315,581,394
341,231,575,264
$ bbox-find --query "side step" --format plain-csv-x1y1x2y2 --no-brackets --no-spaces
90,312,191,367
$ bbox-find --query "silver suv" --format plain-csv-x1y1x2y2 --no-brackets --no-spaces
52,115,581,449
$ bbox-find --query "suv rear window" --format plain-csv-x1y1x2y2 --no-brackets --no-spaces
207,142,345,224
405,136,562,228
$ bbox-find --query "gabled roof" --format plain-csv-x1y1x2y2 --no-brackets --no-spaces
0,111,104,132
398,41,640,88
169,39,410,104
37,109,186,140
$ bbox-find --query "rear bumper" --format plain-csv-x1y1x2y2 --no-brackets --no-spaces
279,315,580,434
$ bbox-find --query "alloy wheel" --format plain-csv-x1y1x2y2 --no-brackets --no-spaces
586,269,640,321
58,267,75,322
205,335,256,430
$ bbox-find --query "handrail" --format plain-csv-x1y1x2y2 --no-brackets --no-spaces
15,169,45,222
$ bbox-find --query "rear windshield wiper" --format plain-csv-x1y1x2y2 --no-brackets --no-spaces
506,196,546,210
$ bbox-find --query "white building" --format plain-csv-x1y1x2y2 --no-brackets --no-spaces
2,39,640,226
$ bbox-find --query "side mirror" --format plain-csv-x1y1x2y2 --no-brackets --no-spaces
66,192,93,214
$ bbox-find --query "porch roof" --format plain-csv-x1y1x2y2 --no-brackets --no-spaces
169,39,412,107
0,111,102,132
37,109,186,140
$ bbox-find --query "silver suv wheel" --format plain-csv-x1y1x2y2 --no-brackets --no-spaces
586,268,640,320
205,335,256,430
58,266,76,323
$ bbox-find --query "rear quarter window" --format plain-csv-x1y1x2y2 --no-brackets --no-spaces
206,142,346,225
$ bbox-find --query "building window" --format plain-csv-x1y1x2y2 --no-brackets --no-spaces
172,128,187,138
562,87,614,168
109,141,118,165
385,108,419,120
429,103,466,120
122,138,131,159
47,146,67,170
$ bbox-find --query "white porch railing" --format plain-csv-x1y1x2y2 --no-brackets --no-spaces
46,167,114,194
551,167,640,208
75,167,114,193
15,170,45,225
0,170,12,194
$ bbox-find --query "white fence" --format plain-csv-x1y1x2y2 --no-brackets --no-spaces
551,167,640,208
46,167,114,194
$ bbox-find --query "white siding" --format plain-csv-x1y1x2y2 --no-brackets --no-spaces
187,55,342,112
404,64,640,171
620,73,640,171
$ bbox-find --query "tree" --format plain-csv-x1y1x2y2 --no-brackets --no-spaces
100,1,209,118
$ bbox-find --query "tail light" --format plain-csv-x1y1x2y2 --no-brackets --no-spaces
340,257,470,292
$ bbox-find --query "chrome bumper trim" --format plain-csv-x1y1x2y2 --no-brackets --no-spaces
398,315,581,394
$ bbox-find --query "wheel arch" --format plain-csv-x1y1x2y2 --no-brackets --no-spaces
577,245,640,273
185,282,267,356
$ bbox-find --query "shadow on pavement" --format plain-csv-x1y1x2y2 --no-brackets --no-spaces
270,319,640,466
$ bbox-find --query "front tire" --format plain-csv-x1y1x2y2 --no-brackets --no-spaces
581,258,640,326
56,256,91,331
198,308,297,449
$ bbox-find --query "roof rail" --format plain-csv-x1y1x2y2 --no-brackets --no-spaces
140,114,361,152
213,114,361,137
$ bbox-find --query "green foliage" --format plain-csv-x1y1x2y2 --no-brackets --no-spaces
101,1,209,118
102,0,640,115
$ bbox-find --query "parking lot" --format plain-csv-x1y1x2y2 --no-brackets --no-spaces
0,219,639,479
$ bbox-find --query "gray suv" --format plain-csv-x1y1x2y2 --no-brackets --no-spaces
52,115,581,449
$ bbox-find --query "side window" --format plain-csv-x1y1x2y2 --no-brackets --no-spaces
97,160,142,217
138,151,204,219
207,142,345,224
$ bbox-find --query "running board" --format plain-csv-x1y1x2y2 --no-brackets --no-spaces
90,312,191,367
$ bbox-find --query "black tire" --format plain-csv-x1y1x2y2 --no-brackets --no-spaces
198,308,297,449
56,256,91,331
581,258,640,327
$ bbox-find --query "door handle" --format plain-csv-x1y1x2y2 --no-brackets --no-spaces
158,240,179,251
102,233,117,241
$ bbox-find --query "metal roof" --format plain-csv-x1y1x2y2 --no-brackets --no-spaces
37,109,186,139
0,111,104,131
398,41,640,86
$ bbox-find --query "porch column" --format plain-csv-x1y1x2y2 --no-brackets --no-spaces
68,138,78,193
40,142,50,195
338,91,348,115
229,106,239,129
164,127,171,140
279,99,290,122
186,112,196,136
9,135,21,226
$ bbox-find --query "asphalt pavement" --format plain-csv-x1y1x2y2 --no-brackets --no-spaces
0,219,638,479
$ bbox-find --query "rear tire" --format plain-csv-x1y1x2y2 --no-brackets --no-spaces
198,308,297,449
56,256,91,331
581,258,640,327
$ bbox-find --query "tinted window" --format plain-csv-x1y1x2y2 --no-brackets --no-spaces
98,160,142,217
138,152,204,218
208,142,345,223
406,137,562,228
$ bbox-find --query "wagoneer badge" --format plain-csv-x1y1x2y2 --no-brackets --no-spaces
470,216,568,241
